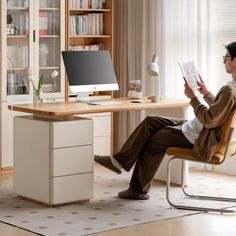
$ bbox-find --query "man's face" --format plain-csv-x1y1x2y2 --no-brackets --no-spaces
224,50,236,74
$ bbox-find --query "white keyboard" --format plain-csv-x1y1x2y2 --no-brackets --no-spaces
87,101,121,106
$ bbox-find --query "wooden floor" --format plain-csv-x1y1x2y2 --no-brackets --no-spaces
1,169,236,236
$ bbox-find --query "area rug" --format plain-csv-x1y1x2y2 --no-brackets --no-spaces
0,166,236,236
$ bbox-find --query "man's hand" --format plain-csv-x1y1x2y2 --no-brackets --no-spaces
184,78,196,99
197,74,210,96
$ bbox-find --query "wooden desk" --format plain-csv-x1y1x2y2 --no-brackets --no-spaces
9,97,189,117
9,97,189,205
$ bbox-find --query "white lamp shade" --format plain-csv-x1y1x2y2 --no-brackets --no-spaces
147,55,159,76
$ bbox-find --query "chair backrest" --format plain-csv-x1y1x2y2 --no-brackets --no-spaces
210,111,236,163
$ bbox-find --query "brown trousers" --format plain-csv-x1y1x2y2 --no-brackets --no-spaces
113,116,193,194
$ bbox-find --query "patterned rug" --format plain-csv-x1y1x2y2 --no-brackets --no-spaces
0,165,236,236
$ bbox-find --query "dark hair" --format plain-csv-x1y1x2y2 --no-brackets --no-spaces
225,42,236,60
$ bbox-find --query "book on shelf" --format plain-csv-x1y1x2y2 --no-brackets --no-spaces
12,14,25,35
7,72,28,95
39,12,49,35
25,12,29,35
40,0,48,8
7,46,28,68
178,61,200,90
48,12,57,35
7,46,18,68
69,13,104,35
69,44,101,51
70,0,105,9
7,0,28,7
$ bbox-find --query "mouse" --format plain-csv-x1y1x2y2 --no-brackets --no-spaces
130,100,144,103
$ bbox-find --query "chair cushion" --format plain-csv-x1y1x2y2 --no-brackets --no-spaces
166,147,223,164
166,147,195,160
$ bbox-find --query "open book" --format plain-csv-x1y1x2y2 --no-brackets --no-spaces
179,61,200,89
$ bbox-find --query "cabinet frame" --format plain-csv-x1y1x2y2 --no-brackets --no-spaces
0,0,66,171
1,0,66,102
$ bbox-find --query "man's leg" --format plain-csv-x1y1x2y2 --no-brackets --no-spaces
95,116,185,173
123,127,193,197
114,116,185,171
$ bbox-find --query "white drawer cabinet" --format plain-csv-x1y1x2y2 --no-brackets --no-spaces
78,112,111,155
13,115,93,205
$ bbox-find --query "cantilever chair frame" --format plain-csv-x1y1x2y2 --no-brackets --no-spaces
166,112,236,214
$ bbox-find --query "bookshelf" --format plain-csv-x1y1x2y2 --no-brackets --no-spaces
65,0,114,98
65,0,114,157
0,0,66,170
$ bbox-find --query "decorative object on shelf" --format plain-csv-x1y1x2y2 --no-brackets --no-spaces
6,14,15,35
128,80,143,98
28,69,59,105
39,43,49,66
147,54,161,102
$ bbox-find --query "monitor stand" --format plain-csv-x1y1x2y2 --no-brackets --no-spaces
76,92,94,103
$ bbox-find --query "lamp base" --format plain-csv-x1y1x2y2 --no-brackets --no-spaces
150,95,162,102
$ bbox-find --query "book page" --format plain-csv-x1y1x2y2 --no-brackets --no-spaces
179,61,200,89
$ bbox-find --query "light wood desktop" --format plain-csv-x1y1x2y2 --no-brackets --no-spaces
9,97,189,117
9,97,189,205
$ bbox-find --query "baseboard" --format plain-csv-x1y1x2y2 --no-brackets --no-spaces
0,167,13,175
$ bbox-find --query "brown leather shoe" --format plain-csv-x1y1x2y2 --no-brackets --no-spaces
94,155,122,174
118,188,150,200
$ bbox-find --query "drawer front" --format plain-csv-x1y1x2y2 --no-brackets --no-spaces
50,119,93,148
50,173,93,204
51,145,93,177
94,137,111,155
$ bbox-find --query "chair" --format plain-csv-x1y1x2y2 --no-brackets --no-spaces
166,112,236,213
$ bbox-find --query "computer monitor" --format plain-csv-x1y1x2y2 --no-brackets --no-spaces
62,50,119,100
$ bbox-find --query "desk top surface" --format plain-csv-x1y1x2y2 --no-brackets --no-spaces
8,97,189,117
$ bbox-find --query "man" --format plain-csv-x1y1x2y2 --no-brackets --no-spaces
95,42,236,200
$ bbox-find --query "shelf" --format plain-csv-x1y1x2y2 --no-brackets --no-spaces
7,67,28,71
69,35,111,38
39,35,60,38
65,0,113,99
39,8,60,11
7,7,29,11
69,8,111,12
7,35,29,38
39,66,59,70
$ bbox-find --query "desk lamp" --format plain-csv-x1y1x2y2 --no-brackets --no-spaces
147,55,161,102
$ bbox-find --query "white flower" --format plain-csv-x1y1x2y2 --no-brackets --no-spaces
27,68,59,95
27,68,37,91
51,70,59,79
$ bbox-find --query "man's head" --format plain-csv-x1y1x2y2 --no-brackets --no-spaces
224,42,236,75
225,42,236,60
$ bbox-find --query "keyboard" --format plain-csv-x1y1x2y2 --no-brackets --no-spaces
87,101,121,106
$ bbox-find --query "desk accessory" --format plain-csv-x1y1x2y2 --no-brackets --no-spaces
147,55,161,102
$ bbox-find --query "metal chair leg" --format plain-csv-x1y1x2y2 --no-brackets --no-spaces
166,157,236,214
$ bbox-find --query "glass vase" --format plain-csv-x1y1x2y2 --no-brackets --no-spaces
33,90,43,105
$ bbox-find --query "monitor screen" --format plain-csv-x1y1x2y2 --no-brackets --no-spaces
62,50,119,94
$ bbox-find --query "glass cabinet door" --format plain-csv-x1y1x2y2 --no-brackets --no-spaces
38,0,64,97
6,0,30,97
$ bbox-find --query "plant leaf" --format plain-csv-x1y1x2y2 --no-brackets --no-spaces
38,73,45,91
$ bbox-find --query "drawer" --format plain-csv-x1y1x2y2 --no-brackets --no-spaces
50,173,93,204
50,118,93,148
51,145,93,177
94,136,111,155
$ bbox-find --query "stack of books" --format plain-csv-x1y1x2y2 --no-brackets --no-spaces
70,13,103,35
70,0,105,9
